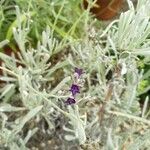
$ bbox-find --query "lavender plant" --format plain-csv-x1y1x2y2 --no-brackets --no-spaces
0,0,150,149
65,68,84,105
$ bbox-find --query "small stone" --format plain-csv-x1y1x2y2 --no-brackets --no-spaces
41,142,46,147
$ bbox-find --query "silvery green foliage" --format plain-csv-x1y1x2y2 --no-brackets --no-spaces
68,0,150,149
0,0,150,149
0,40,9,48
101,0,150,56
0,6,86,149
64,105,86,145
0,105,42,150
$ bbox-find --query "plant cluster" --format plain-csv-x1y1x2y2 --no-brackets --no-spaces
0,0,150,149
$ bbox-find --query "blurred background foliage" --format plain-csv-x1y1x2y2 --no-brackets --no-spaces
0,0,89,47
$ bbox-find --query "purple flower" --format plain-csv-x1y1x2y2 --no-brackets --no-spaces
64,67,85,105
69,84,80,96
65,97,76,105
75,68,84,77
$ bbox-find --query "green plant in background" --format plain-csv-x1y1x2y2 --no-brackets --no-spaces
0,0,150,149
138,59,150,96
0,0,16,41
17,0,85,39
1,0,91,49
